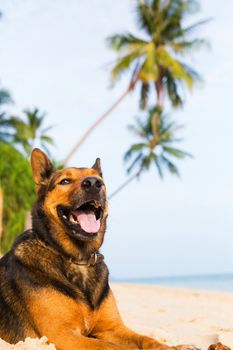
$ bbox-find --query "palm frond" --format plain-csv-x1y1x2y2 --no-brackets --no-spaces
152,0,161,12
107,33,148,52
166,72,183,107
168,38,208,53
154,154,164,178
184,17,213,34
160,154,180,176
40,135,54,145
180,62,202,82
163,146,193,158
136,2,155,35
126,152,144,174
159,120,175,135
111,52,143,82
124,143,148,161
158,48,197,87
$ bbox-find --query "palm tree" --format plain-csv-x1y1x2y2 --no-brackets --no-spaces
63,0,209,164
109,106,192,198
109,0,209,109
9,108,54,156
1,108,54,233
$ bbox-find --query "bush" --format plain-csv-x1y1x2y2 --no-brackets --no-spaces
0,142,35,253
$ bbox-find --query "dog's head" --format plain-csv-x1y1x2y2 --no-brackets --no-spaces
31,148,108,254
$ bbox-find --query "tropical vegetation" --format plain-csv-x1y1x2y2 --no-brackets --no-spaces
109,106,191,198
0,142,35,252
0,88,13,143
64,0,208,163
8,108,54,157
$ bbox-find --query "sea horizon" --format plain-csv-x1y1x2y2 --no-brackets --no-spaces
110,273,233,292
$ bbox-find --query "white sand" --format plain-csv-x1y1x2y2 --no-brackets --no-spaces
111,283,233,349
0,337,55,350
0,284,232,349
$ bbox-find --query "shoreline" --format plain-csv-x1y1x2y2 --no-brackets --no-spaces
110,274,233,293
111,279,233,294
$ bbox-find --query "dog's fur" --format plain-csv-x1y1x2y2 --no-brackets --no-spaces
0,149,191,350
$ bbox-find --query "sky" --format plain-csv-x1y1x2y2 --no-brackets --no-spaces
0,0,233,279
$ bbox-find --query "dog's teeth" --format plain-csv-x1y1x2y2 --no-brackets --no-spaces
62,215,67,219
69,215,78,224
93,202,100,208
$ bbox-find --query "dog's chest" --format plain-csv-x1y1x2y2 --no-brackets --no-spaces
65,261,109,309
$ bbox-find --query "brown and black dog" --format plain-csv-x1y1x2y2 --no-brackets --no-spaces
0,148,195,350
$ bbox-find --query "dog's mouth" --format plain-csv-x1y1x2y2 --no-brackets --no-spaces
57,200,103,238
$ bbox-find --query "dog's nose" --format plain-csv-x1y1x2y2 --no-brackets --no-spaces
81,177,103,193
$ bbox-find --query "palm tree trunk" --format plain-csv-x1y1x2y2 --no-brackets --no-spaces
108,170,141,199
63,87,131,165
24,211,32,230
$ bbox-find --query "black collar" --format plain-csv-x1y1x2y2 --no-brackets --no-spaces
26,229,104,267
69,252,104,267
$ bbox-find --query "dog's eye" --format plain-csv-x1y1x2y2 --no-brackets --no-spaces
59,178,71,185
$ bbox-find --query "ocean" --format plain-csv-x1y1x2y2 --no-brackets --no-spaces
113,274,233,292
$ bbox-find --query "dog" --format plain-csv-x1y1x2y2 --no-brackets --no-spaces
0,148,196,350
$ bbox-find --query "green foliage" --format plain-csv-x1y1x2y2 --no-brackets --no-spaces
0,142,35,253
9,108,54,156
108,0,210,109
0,88,13,143
0,88,12,106
125,106,192,177
0,113,13,143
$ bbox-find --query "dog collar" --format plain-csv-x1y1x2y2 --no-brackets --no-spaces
27,229,104,268
69,252,104,267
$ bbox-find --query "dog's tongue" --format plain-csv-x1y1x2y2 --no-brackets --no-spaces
74,210,100,233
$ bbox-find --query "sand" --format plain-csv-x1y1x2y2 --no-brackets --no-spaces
111,283,233,349
0,283,232,350
0,337,55,350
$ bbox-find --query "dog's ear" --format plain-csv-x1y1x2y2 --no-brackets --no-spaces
92,158,102,177
31,148,55,193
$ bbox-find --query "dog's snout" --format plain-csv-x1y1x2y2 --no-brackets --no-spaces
81,177,103,193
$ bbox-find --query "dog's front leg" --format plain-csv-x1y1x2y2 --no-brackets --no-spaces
94,325,198,350
92,290,170,350
94,324,170,349
28,289,124,350
93,290,199,350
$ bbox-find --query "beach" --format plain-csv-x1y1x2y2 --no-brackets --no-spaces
0,283,232,349
111,283,233,349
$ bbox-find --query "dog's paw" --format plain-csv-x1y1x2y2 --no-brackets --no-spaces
208,343,231,350
140,336,170,349
140,336,201,350
172,345,201,350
